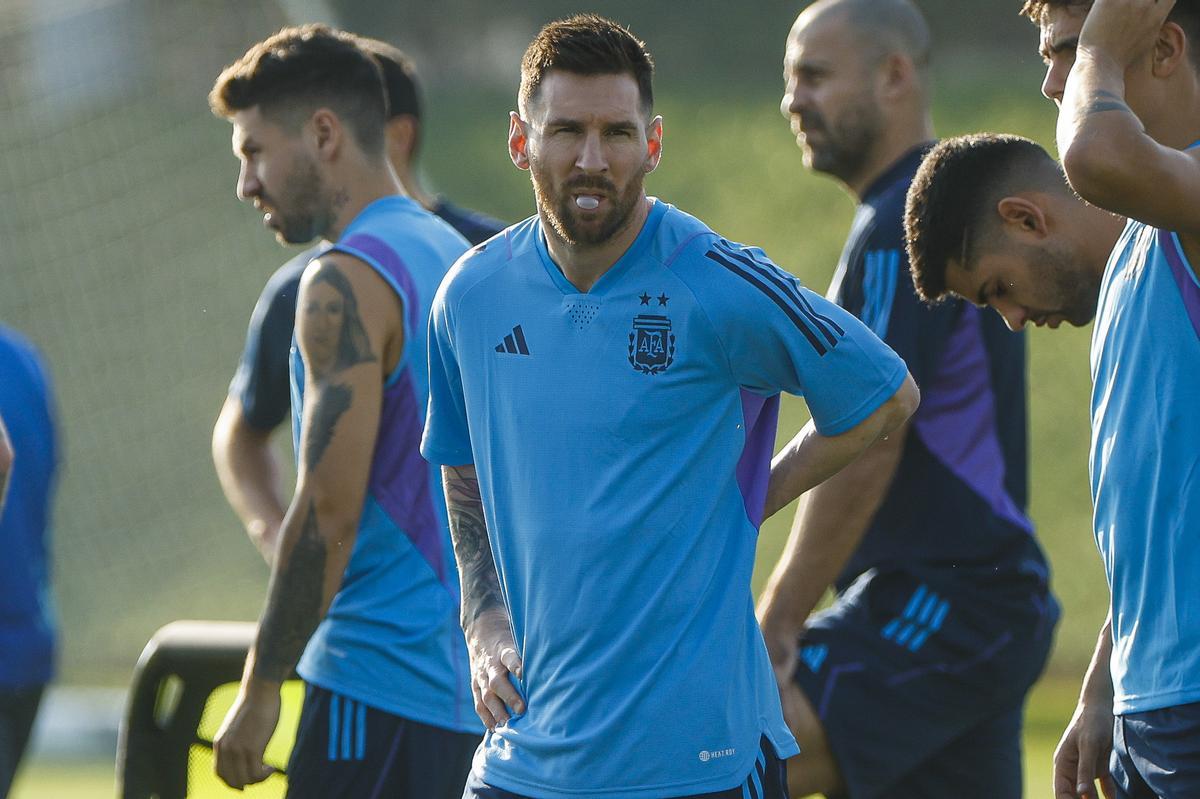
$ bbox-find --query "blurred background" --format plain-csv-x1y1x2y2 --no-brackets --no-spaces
1,0,1102,795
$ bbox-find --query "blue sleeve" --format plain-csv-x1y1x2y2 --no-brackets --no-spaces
421,285,474,466
228,259,308,431
695,239,909,436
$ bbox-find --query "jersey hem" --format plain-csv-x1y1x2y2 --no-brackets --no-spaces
1113,686,1200,716
476,727,797,799
420,442,473,467
300,673,483,735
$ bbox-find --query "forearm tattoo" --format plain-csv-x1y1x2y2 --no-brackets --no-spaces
304,383,352,470
1080,89,1134,117
253,501,327,682
443,466,505,628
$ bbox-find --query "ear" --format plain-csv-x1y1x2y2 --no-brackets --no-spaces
310,108,342,162
385,115,419,163
644,115,664,173
996,195,1049,240
1152,21,1188,79
878,52,915,101
508,111,530,171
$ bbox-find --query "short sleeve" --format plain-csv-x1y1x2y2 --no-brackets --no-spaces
228,257,309,431
696,239,909,437
421,288,473,465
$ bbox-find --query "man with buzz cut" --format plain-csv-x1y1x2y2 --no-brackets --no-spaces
758,2,1060,797
212,35,504,566
207,24,482,798
421,13,920,799
905,71,1200,794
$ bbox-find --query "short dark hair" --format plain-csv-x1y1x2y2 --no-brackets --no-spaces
519,14,655,116
904,134,1064,302
357,37,422,121
1020,0,1200,67
209,24,387,155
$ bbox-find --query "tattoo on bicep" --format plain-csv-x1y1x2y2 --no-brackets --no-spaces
304,382,352,470
443,466,505,626
301,261,377,380
1080,89,1134,117
253,500,327,682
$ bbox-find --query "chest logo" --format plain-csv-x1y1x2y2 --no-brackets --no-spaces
628,314,675,375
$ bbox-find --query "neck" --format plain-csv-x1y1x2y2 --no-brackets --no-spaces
392,163,437,211
324,160,405,242
1081,204,1127,280
845,113,934,199
542,195,652,293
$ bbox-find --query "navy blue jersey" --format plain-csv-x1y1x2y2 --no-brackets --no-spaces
827,145,1045,587
228,200,504,431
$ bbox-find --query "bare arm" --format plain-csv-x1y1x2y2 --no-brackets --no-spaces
762,372,919,520
212,396,288,565
442,464,524,730
0,413,12,516
1054,612,1117,799
214,253,400,788
1058,0,1200,245
756,419,907,664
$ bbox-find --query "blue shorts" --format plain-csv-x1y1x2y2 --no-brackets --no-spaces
793,566,1057,799
462,735,788,799
286,684,480,799
1111,701,1200,798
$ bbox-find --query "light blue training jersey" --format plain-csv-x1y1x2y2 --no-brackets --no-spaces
290,195,481,734
422,199,909,797
1091,218,1200,715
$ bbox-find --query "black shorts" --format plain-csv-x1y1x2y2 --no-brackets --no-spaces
1112,701,1200,798
285,684,480,799
793,567,1057,799
462,735,788,798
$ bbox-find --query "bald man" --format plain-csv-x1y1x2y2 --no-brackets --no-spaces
757,2,1059,796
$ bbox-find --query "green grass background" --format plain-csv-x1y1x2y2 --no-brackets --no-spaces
4,56,1104,799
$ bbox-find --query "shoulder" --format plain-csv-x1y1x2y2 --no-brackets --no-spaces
435,216,539,312
0,327,52,402
260,244,325,312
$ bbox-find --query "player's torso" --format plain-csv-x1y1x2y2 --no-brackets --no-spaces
1091,221,1200,713
293,197,477,731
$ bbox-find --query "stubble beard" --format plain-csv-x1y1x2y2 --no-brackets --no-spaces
801,94,883,187
273,155,333,245
531,157,646,248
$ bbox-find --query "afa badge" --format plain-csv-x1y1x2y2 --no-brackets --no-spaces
628,314,675,375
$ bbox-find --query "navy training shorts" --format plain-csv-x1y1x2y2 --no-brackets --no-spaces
792,566,1057,798
1111,700,1200,798
285,684,480,799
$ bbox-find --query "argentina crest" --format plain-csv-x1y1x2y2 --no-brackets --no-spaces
628,314,676,375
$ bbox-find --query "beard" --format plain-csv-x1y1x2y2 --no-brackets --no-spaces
798,93,883,185
266,155,330,245
530,157,646,247
1039,241,1101,326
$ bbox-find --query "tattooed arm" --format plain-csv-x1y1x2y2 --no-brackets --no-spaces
442,464,525,730
214,253,402,790
1058,0,1200,242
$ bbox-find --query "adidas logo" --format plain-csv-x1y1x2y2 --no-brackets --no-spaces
495,325,530,355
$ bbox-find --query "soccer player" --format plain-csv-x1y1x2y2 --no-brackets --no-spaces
207,25,480,798
0,326,59,799
905,122,1199,796
757,3,1062,797
212,36,504,565
422,14,920,799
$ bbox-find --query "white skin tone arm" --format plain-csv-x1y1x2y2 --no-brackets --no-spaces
213,254,402,789
212,396,289,565
0,413,12,516
1058,0,1200,265
1053,613,1116,799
